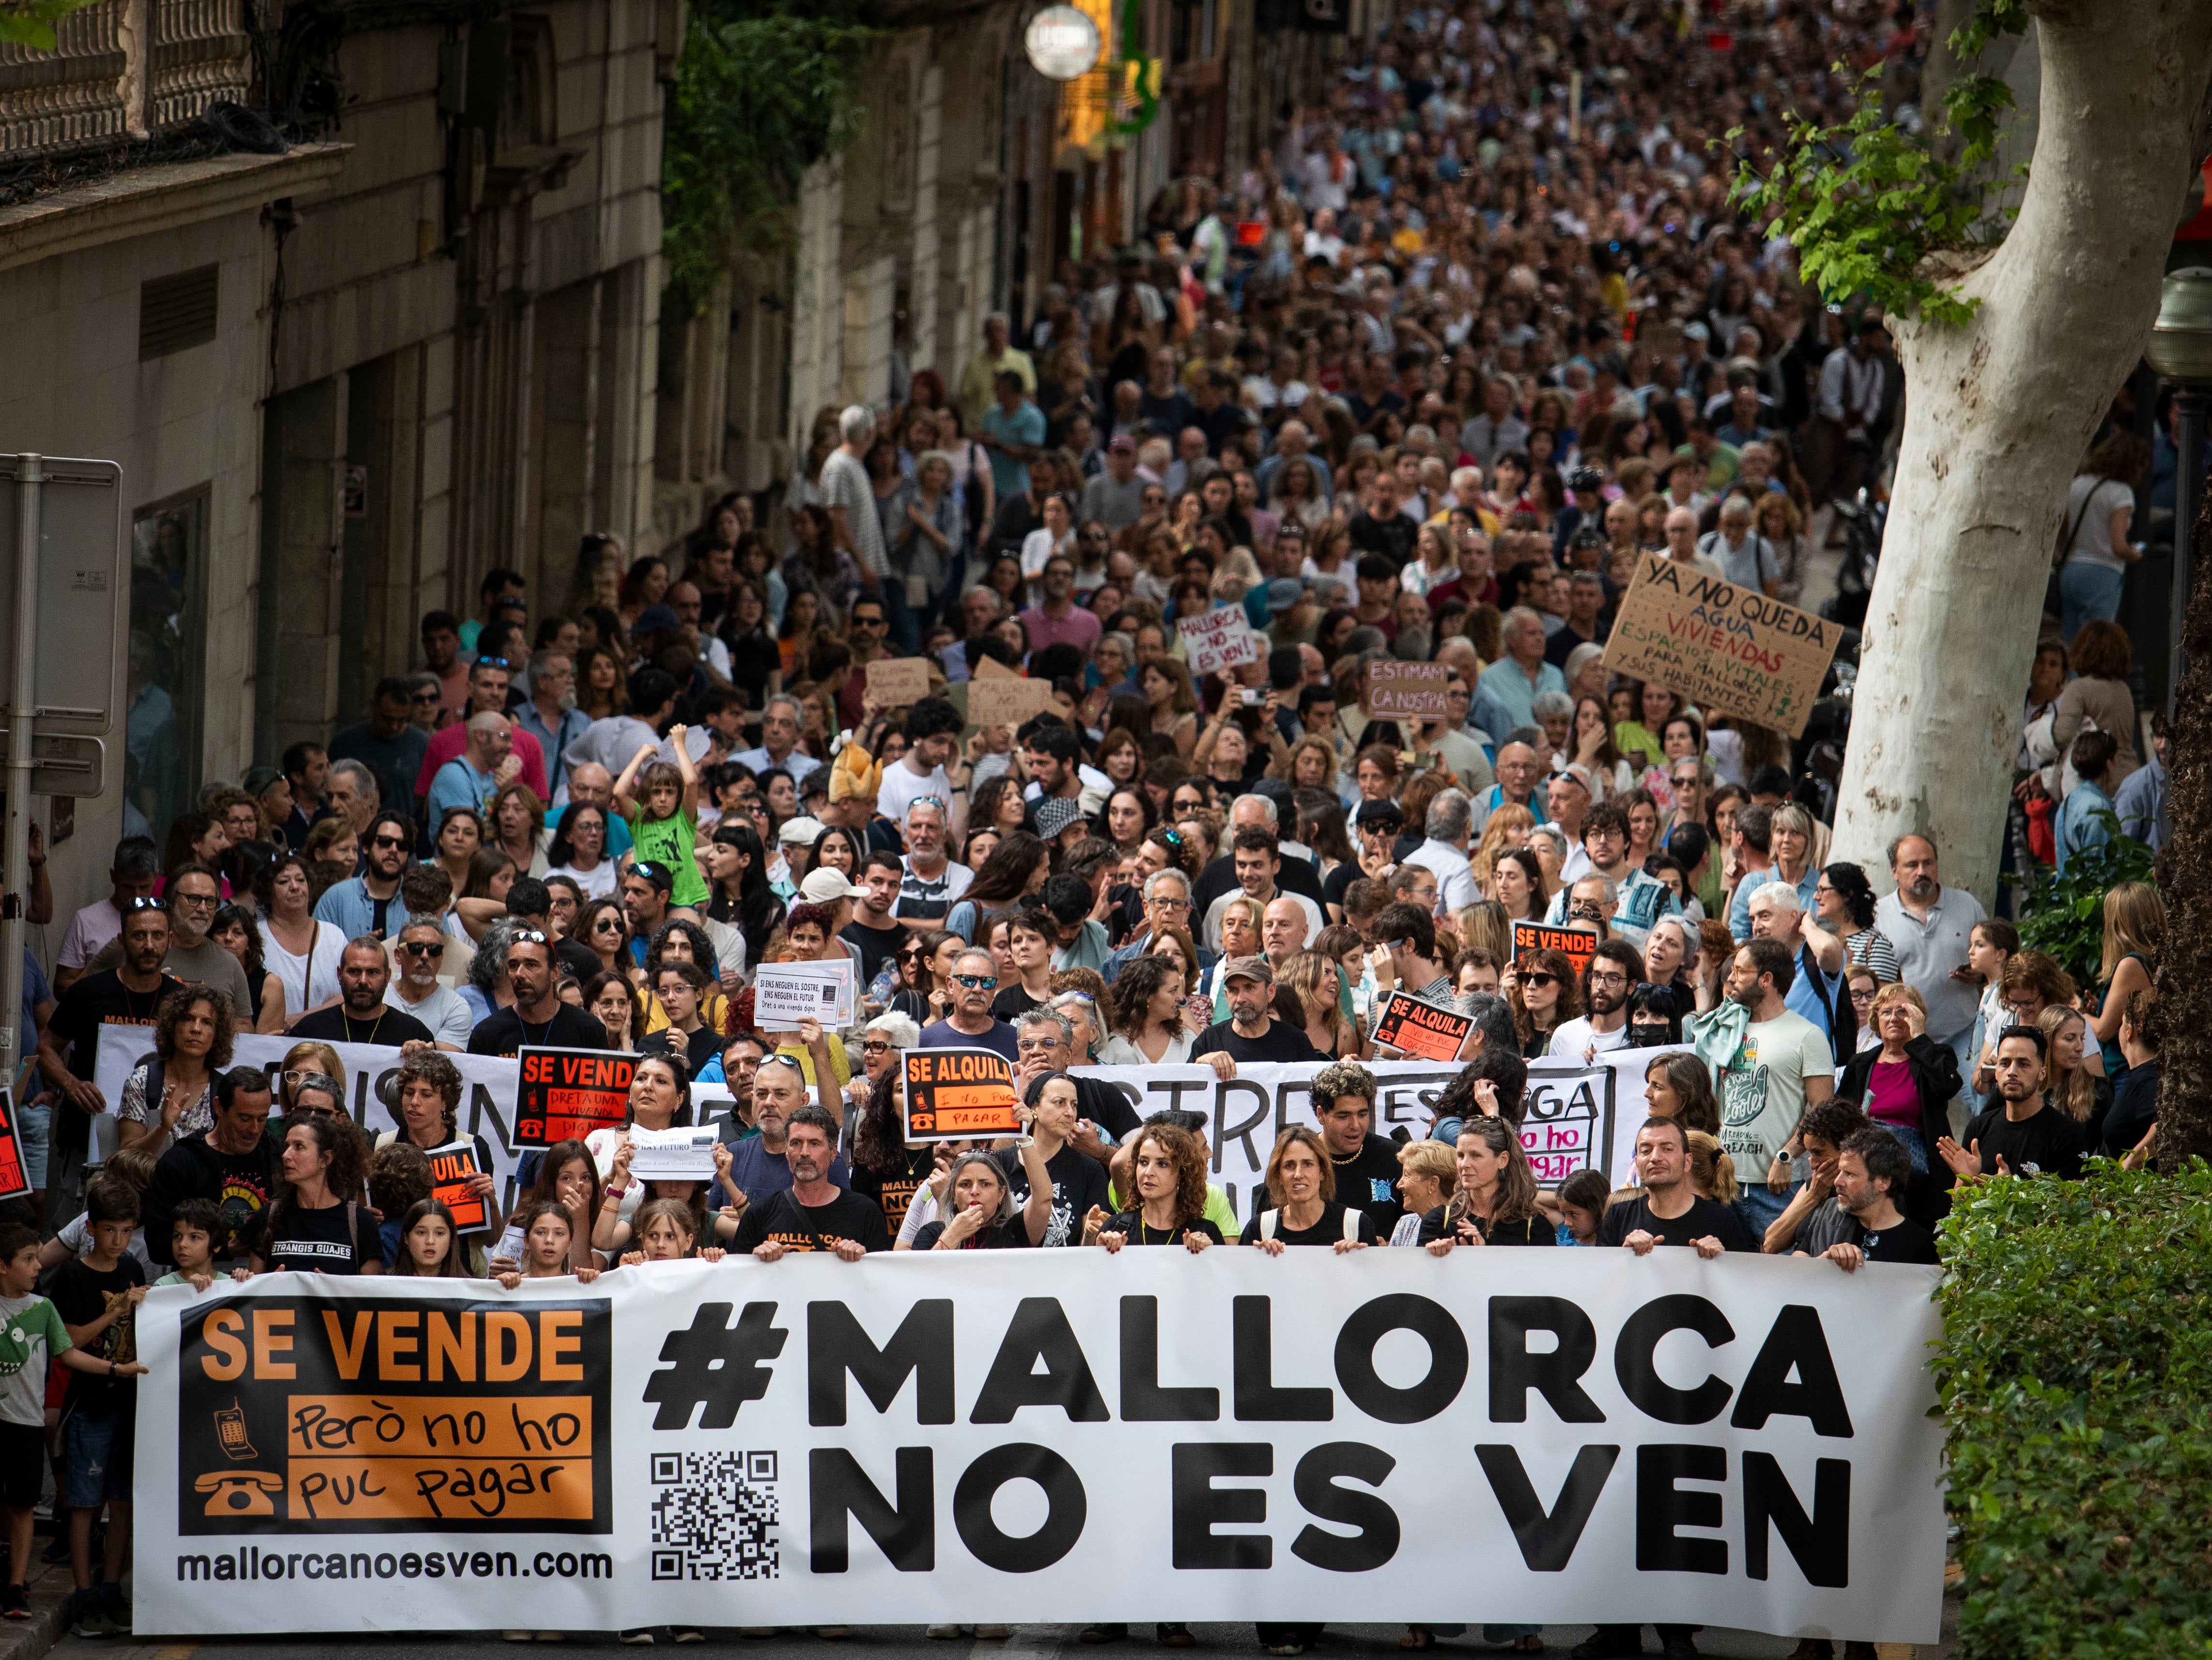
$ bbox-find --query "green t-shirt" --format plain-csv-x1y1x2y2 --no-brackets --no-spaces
629,809,708,907
0,1293,73,1428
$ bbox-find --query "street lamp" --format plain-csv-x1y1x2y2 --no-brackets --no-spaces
2143,266,2212,716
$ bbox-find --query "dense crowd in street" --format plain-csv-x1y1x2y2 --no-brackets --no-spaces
0,0,2182,1653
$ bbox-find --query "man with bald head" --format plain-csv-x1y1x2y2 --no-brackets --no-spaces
1261,896,1310,971
558,761,635,856
426,711,516,825
1475,740,1549,824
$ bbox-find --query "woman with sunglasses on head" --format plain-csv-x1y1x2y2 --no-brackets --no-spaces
545,803,616,900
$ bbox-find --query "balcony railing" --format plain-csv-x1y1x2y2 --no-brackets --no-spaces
0,0,252,160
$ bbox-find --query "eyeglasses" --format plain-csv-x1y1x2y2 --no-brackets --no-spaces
172,891,219,911
411,689,441,704
954,974,997,989
862,1039,891,1054
1151,896,1189,911
1587,969,1629,988
372,834,408,850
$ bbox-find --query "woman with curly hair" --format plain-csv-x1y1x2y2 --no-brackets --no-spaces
1273,733,1341,798
1814,860,1897,981
1099,954,1205,1065
252,1114,382,1274
375,1050,499,1263
640,919,731,1036
115,985,236,1154
1087,1121,1220,1251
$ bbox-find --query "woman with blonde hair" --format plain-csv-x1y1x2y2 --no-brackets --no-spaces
1454,901,1512,969
2038,1004,2111,1132
1388,1141,1456,1248
2087,880,2162,1074
1273,734,1340,797
1278,950,1360,1060
1683,1130,1739,1205
1472,802,1535,890
1753,490,1809,606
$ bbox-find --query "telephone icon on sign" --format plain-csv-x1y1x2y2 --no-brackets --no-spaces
196,1470,282,1516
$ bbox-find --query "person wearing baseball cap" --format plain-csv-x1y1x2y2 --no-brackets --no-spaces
1189,955,1323,1065
773,815,826,898
1080,432,1147,531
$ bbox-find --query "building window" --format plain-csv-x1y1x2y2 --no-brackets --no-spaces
127,488,208,847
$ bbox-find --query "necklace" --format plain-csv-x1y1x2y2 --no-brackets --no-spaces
342,1009,388,1045
518,1007,558,1046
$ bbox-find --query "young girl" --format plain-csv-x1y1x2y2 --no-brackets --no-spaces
593,1139,743,1259
1551,1168,1611,1247
618,1197,729,1266
614,728,709,909
493,1140,603,1274
391,1200,471,1279
496,1202,603,1289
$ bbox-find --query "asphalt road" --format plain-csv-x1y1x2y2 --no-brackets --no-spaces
61,1612,1958,1660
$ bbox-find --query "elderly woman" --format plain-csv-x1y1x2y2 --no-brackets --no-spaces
1389,1139,1457,1248
1838,983,1961,1178
115,985,236,1154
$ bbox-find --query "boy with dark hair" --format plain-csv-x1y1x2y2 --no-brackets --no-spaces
153,1198,227,1291
50,1181,151,1636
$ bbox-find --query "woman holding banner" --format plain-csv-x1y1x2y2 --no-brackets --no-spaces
1083,1122,1219,1252
1241,1126,1379,1250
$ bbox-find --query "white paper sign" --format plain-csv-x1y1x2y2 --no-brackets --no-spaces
1176,606,1264,679
753,960,857,1028
625,1124,722,1179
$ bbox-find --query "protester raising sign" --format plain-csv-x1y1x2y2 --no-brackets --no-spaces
1363,659,1450,719
904,1046,1022,1140
864,657,931,706
1601,551,1840,738
136,1253,1948,1642
1175,606,1264,679
515,1047,635,1145
1513,919,1600,973
1369,990,1473,1061
424,1139,490,1231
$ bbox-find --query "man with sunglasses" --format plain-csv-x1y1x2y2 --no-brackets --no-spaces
466,931,608,1057
82,866,250,1018
382,917,471,1048
411,652,550,804
312,811,414,940
918,948,1018,1063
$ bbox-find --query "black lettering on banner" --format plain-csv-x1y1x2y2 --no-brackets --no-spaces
1635,1444,1728,1575
808,1300,955,1426
1288,1442,1399,1572
1170,1443,1272,1569
1333,1295,1467,1424
808,1448,935,1573
1741,1452,1850,1586
1232,1297,1332,1421
644,1302,785,1430
1119,1297,1221,1421
1614,1295,1735,1425
1487,1298,1605,1423
1729,1307,1855,1438
1473,1445,1621,1571
951,1443,1088,1573
1216,1080,1273,1174
968,1298,1109,1423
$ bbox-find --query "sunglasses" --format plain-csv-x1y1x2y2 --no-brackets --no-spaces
411,690,440,704
861,1040,891,1054
510,929,549,945
123,896,168,913
372,834,408,850
593,917,624,933
1522,972,1558,987
954,974,997,989
398,940,441,957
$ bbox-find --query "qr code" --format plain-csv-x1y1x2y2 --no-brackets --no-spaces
650,1450,780,1581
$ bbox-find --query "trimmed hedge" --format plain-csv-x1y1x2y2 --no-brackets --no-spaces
1936,1161,2212,1657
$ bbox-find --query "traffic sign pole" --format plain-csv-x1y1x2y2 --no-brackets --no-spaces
0,453,40,1088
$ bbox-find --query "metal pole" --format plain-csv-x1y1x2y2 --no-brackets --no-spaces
2171,394,2207,720
0,454,41,1095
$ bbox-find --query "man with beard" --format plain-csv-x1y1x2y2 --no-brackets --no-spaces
1547,941,1643,1061
1874,833,1985,1087
466,931,607,1057
1939,1025,2089,1182
313,811,415,939
730,1104,883,1256
1691,937,1833,1239
919,948,1017,1063
1819,1129,1939,1268
383,916,474,1048
290,939,437,1048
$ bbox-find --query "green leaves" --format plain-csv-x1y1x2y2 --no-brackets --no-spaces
2009,812,2158,986
661,0,875,317
1935,1163,2212,1656
0,0,97,49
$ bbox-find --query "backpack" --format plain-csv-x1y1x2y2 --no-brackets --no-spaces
1258,1205,1362,1242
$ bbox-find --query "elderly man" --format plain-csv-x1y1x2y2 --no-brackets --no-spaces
1473,607,1567,737
1261,896,1311,972
1744,879,1850,1051
1698,493,1782,596
897,796,971,932
1403,788,1479,911
384,914,473,1048
920,947,1017,1062
426,711,516,824
1662,505,1726,577
1474,740,1549,824
1102,869,1215,983
556,761,634,855
734,694,821,789
322,760,380,838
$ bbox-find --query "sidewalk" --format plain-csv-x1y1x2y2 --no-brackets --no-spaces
0,1558,74,1660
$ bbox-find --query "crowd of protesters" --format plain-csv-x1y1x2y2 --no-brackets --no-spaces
2,0,2181,1652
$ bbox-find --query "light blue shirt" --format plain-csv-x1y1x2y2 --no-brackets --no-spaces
982,400,1047,501
312,875,404,940
2053,781,2115,874
1727,865,1820,943
1474,656,1565,733
734,747,821,787
426,757,498,827
2112,759,2166,850
514,702,592,794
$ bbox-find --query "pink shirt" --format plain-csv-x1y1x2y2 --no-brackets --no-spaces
413,721,548,802
1017,603,1103,659
1865,1057,1921,1130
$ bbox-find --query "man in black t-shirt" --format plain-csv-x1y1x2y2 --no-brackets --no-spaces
468,932,609,1056
732,1107,890,1258
37,902,182,1228
1309,1058,1405,1237
141,1069,280,1265
841,855,907,988
1190,959,1323,1065
290,939,437,1048
1939,1026,2087,1182
1597,1117,1757,1255
1818,1131,1939,1269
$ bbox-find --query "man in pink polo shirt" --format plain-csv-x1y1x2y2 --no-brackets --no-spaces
1016,553,1101,661
411,653,549,804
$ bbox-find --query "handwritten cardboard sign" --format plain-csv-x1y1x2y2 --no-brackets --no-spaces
903,1046,1022,1141
1370,991,1473,1062
865,658,931,705
1176,607,1264,680
1364,659,1450,720
1601,551,1838,738
971,654,1018,681
425,1138,490,1231
968,675,1058,729
515,1047,636,1146
1513,920,1601,977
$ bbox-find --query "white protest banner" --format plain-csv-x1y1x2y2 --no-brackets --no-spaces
1176,607,1264,679
627,1125,722,1180
134,1253,1946,1641
753,961,856,1029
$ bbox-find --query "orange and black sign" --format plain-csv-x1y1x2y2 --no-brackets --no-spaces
1370,992,1473,1063
427,1140,490,1232
0,1089,28,1203
1512,921,1601,977
903,1047,1021,1141
515,1047,635,1146
177,1297,611,1535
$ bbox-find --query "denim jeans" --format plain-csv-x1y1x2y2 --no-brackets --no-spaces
1734,1178,1796,1240
1880,1121,1930,1175
2059,558,2125,644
